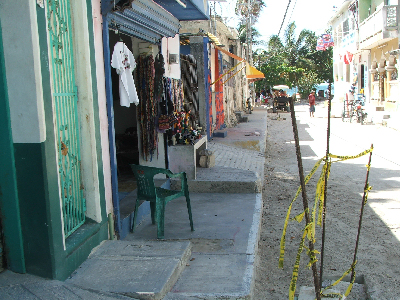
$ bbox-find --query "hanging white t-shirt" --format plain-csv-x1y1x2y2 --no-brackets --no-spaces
111,41,139,107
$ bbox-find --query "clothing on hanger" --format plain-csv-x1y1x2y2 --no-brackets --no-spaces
111,41,139,107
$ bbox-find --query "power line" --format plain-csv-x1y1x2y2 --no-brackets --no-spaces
278,0,292,36
287,0,298,25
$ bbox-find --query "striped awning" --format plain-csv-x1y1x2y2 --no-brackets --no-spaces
206,33,223,46
107,0,180,44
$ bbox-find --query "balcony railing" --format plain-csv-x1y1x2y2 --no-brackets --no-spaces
359,5,398,46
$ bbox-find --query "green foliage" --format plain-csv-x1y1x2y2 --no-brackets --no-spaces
235,0,265,21
253,22,333,93
237,24,262,45
297,72,319,99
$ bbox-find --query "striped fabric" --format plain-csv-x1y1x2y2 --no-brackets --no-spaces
180,54,199,120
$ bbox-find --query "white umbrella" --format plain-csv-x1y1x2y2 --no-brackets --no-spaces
273,85,290,90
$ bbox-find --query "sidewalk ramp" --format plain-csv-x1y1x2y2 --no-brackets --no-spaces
66,240,191,300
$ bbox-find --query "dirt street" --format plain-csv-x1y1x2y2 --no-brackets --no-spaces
254,101,400,299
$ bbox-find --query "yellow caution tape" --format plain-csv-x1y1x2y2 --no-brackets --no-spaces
279,158,324,269
292,211,305,223
364,184,372,204
321,292,344,298
344,270,356,297
305,247,320,269
328,146,373,162
317,161,331,226
288,223,311,300
322,261,357,293
280,146,373,298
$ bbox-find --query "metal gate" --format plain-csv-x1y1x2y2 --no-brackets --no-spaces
46,0,86,238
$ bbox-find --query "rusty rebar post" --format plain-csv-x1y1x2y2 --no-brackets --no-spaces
289,97,321,300
350,144,373,283
320,82,332,286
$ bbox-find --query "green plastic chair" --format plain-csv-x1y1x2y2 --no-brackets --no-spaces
130,164,194,239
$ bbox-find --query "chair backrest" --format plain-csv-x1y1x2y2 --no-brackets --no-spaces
130,164,168,200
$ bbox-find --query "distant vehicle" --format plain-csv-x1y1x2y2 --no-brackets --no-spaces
272,85,291,112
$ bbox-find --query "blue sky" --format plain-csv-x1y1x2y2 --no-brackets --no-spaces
217,0,344,48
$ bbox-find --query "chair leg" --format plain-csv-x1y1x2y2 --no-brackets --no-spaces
155,199,165,239
150,201,156,225
185,193,194,231
131,198,140,233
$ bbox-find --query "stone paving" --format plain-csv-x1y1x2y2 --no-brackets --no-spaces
208,141,265,178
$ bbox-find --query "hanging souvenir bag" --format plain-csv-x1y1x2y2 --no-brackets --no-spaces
158,114,170,130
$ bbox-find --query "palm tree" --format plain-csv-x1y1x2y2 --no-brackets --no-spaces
237,24,262,45
268,22,317,87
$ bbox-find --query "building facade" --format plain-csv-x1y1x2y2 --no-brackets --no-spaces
180,17,249,130
0,0,109,280
0,0,209,280
329,0,399,125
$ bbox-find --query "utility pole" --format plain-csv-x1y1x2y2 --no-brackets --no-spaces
246,0,254,104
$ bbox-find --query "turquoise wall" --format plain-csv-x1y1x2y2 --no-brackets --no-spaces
0,1,108,280
0,16,26,274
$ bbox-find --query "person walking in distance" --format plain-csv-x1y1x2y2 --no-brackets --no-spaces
308,90,316,117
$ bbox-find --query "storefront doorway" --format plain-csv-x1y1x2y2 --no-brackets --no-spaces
108,30,139,201
102,1,181,239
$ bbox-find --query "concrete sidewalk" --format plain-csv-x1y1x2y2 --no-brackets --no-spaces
0,107,268,300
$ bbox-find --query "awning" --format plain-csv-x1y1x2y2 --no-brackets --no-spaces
102,0,209,21
105,0,181,44
246,63,265,81
214,46,265,81
206,33,223,46
215,45,245,62
153,0,209,20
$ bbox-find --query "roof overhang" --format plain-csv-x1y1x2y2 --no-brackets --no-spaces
102,0,209,21
327,0,352,25
106,0,181,44
153,0,209,20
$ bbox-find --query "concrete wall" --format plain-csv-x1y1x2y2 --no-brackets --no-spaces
71,0,102,224
162,34,181,79
0,1,46,144
91,0,113,216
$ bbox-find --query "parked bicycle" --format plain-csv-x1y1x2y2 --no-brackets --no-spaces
342,98,367,124
246,97,252,114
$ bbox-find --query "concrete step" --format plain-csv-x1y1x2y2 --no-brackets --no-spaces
239,116,249,122
66,240,192,300
171,166,262,193
213,130,227,138
298,280,367,300
298,286,340,300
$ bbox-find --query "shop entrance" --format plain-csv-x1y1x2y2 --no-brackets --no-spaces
108,30,139,200
106,24,165,239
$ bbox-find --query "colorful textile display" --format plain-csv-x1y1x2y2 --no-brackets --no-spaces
137,54,157,161
180,54,199,128
154,53,165,101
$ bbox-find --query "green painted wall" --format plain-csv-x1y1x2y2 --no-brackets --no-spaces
359,0,372,23
0,16,26,274
359,0,385,23
0,1,109,280
14,143,54,277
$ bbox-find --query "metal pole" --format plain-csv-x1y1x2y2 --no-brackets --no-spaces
289,98,321,300
350,144,373,283
319,81,332,286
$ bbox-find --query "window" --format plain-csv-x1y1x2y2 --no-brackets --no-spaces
343,19,349,36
